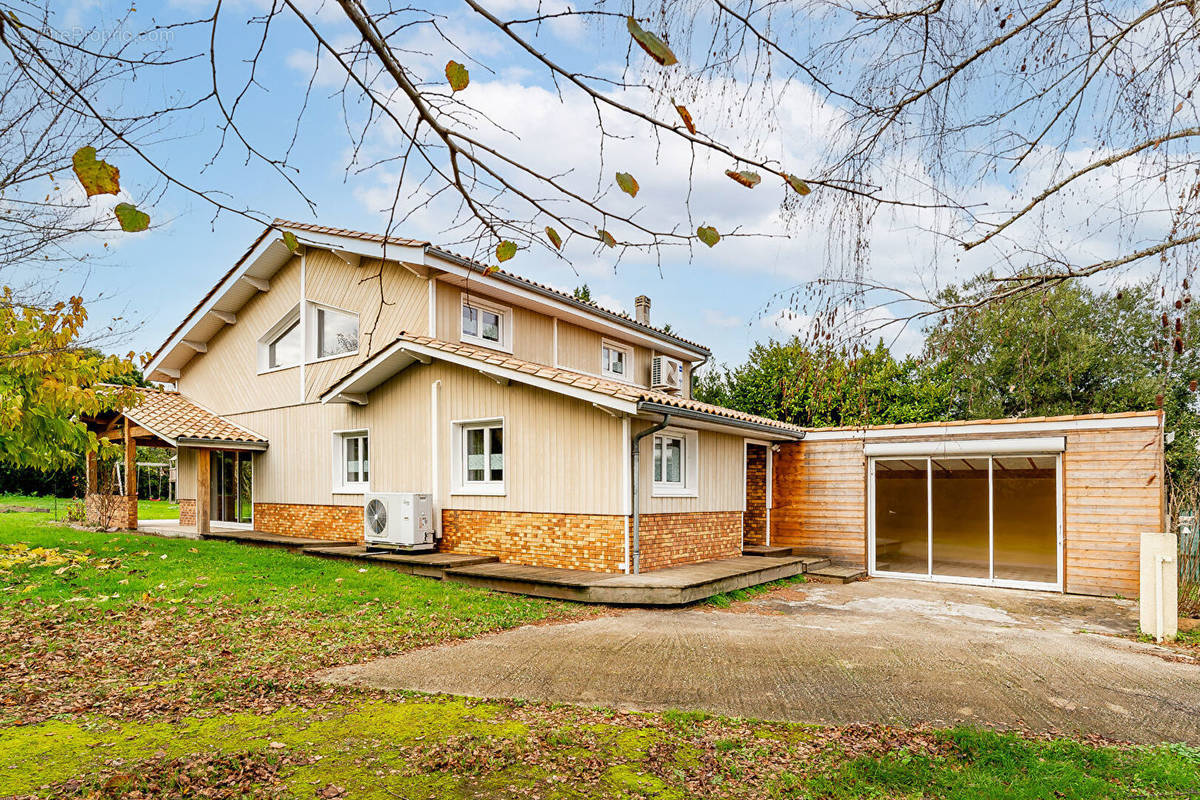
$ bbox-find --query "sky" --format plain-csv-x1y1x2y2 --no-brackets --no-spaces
18,0,1179,371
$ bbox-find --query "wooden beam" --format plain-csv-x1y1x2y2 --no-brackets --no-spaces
242,275,270,292
331,249,361,267
124,419,138,530
480,370,509,386
86,451,98,494
211,309,237,324
157,367,181,380
196,449,211,535
182,340,207,353
400,348,431,365
338,392,368,405
104,425,155,441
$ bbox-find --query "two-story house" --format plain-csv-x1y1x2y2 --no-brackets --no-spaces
135,220,803,574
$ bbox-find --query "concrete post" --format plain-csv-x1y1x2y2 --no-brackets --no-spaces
1140,530,1178,641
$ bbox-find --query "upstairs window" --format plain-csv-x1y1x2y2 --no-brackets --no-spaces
460,295,511,352
602,340,632,381
258,306,301,372
311,304,358,360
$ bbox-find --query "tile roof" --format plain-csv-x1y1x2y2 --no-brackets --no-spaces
327,333,805,436
270,218,429,248
121,387,268,446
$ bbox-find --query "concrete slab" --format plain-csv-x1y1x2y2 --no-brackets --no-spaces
322,578,1200,744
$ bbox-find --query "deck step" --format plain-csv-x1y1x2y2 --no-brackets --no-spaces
796,556,831,571
805,564,867,583
200,529,359,551
303,546,498,578
742,545,795,558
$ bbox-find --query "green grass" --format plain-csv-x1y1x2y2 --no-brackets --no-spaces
704,573,806,608
0,492,179,520
3,508,1199,799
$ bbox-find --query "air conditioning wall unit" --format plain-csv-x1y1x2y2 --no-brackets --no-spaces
651,355,684,393
363,492,436,551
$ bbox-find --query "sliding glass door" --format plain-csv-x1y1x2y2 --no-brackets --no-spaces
870,453,1061,590
210,450,253,526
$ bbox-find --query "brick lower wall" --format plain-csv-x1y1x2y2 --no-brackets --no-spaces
85,493,137,530
179,499,196,527
253,502,363,542
638,511,742,572
441,510,625,573
744,445,768,546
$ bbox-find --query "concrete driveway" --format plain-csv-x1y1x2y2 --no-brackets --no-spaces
322,578,1200,743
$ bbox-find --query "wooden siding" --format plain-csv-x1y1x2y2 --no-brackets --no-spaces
225,360,626,514
303,249,428,402
176,447,197,501
771,416,1164,597
435,281,554,366
176,255,304,414
771,439,867,565
635,422,747,514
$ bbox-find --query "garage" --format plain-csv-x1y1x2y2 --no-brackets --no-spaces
868,440,1061,590
769,411,1165,597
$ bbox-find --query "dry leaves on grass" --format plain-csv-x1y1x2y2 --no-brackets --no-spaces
12,750,313,800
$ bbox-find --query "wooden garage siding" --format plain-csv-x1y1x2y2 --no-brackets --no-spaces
771,414,1164,597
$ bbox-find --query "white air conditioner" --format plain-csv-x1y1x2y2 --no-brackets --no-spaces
363,492,435,551
651,355,684,393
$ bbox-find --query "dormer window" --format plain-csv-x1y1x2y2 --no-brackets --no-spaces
602,339,632,381
460,294,512,352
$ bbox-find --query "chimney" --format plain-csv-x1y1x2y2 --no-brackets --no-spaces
635,295,651,325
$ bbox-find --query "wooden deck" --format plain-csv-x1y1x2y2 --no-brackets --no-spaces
443,556,808,605
304,545,497,578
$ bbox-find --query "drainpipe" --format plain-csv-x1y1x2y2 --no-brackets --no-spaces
1155,550,1175,642
630,413,671,574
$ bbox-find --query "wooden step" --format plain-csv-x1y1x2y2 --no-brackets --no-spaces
303,545,498,578
742,544,795,558
797,556,832,571
805,564,867,583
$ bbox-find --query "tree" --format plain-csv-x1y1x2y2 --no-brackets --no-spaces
573,285,593,303
694,337,951,427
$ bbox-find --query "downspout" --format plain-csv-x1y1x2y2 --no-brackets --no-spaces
630,413,671,575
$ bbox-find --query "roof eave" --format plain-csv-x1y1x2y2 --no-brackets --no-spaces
637,400,804,441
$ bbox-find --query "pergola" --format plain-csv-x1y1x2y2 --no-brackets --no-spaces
82,387,268,532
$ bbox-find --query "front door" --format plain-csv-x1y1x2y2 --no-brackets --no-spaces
210,450,253,525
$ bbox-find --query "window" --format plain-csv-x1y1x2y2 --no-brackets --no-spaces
460,295,511,351
258,306,301,372
334,430,369,492
602,340,632,380
311,304,358,360
453,419,505,495
651,428,699,497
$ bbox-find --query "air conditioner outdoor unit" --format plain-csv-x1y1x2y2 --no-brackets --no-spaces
651,355,684,393
363,492,436,551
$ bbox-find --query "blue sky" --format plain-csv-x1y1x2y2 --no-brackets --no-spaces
24,0,1164,370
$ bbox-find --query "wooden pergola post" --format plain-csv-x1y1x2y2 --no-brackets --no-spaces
196,449,211,535
85,450,98,495
124,418,138,530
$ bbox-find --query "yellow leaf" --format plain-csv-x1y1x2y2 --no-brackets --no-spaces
72,146,120,197
545,226,562,249
615,172,639,198
445,60,470,92
697,225,720,247
597,229,616,248
725,169,761,188
113,203,150,232
674,103,696,135
496,240,517,262
785,174,812,195
627,17,677,66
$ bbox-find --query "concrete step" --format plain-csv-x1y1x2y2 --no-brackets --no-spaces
805,564,867,583
742,544,795,558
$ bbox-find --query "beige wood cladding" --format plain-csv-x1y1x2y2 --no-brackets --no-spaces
176,447,197,501
224,360,626,514
556,319,654,389
303,249,428,402
634,421,747,513
177,254,305,415
435,281,554,365
771,416,1164,597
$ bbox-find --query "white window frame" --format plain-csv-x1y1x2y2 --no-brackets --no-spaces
459,293,513,353
451,417,506,496
651,427,699,498
257,305,302,374
601,338,634,383
307,301,360,364
332,428,370,494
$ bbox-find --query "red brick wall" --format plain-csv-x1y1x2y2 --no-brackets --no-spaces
441,510,625,573
179,499,196,527
253,502,362,542
744,445,768,546
638,511,742,572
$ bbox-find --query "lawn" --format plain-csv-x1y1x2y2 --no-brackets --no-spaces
3,509,1199,799
0,493,180,521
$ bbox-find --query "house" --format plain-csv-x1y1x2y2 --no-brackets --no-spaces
84,220,1166,600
